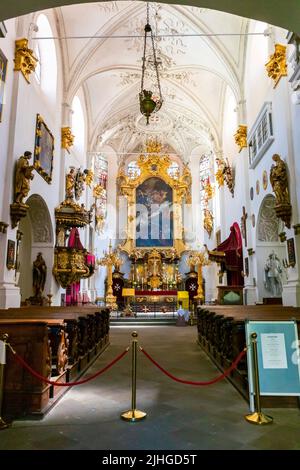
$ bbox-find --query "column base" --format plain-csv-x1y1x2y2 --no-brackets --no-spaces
282,281,300,307
243,286,258,305
0,283,21,308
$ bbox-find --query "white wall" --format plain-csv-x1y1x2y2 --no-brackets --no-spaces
0,11,67,307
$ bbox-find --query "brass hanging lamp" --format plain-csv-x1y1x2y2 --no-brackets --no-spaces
139,3,163,124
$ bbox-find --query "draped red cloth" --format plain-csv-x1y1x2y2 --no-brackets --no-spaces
216,222,244,286
68,227,84,249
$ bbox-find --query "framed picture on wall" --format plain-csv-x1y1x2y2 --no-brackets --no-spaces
0,49,8,122
287,238,296,268
34,114,54,184
6,239,15,270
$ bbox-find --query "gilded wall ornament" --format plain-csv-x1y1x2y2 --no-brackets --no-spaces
202,177,214,201
203,208,213,238
262,170,268,190
256,180,260,195
61,127,75,153
265,44,287,88
234,125,247,152
215,157,234,196
14,38,38,83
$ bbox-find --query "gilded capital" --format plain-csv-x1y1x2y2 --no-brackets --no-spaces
61,127,75,153
14,38,38,83
234,125,247,152
265,44,287,88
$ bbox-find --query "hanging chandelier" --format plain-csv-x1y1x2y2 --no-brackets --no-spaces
139,3,163,125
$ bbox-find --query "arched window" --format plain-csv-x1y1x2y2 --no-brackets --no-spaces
35,14,57,103
127,161,140,179
199,152,213,209
34,42,41,84
167,162,179,179
72,96,85,156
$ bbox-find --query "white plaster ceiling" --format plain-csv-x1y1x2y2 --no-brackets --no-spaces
56,1,256,159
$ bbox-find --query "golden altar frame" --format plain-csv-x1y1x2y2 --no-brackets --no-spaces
117,141,191,258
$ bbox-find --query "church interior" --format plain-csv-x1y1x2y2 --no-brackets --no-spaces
0,0,300,451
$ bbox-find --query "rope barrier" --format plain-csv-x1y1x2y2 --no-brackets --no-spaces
140,346,246,386
7,343,129,387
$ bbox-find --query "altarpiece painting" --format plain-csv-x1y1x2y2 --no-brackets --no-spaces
136,177,173,247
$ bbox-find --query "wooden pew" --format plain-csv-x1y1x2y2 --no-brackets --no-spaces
0,307,110,419
0,319,52,418
196,305,300,406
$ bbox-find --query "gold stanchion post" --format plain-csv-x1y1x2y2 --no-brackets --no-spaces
245,332,273,425
0,334,10,430
121,331,147,422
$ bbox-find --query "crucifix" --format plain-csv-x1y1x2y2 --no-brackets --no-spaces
241,206,248,247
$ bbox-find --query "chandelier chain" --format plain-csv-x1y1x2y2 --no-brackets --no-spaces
150,29,162,102
139,1,163,124
141,26,148,92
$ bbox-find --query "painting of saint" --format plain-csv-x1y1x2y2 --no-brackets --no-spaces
34,114,54,184
136,177,173,247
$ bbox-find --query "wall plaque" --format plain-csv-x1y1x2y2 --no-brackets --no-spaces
287,238,296,267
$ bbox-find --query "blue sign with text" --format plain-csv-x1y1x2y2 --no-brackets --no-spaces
246,321,300,407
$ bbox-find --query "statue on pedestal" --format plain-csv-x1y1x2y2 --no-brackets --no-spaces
270,154,290,205
65,167,76,200
264,251,283,297
269,154,292,228
14,151,35,204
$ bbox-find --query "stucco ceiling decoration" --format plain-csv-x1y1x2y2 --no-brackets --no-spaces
49,2,276,158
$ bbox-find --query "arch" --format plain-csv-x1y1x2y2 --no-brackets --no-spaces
256,194,286,302
27,194,53,243
18,194,54,303
257,194,282,242
0,0,299,35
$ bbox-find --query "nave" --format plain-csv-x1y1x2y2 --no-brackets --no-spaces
0,326,299,450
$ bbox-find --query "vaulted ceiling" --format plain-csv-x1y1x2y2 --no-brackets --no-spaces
1,0,299,33
51,2,256,158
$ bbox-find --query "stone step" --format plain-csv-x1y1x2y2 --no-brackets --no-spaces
110,317,177,326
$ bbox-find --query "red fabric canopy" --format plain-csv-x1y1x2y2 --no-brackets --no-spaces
216,222,244,286
217,222,242,253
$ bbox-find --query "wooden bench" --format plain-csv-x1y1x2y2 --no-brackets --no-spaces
0,307,110,419
196,305,300,407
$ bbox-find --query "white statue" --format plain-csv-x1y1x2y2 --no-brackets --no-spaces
264,251,283,297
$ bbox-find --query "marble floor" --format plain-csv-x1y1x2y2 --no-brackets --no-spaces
0,325,299,450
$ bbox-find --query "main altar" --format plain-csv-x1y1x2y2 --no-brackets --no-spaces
114,140,192,311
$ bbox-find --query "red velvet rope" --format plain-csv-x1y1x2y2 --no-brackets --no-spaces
9,347,129,387
140,347,246,386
